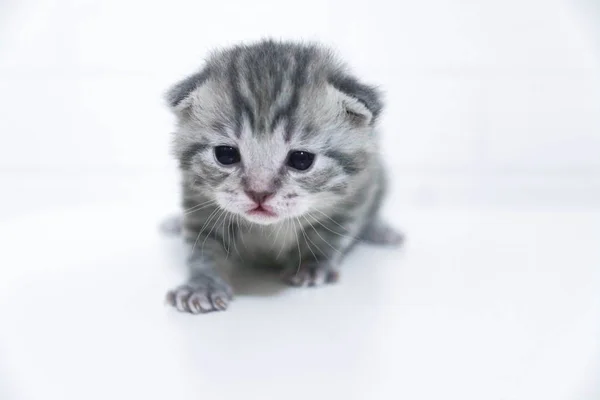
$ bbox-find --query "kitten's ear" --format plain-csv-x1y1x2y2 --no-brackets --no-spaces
328,74,383,126
165,67,211,115
339,94,375,126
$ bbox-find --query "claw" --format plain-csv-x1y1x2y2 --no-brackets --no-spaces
166,276,233,314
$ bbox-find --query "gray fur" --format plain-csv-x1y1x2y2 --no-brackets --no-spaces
164,40,401,314
166,68,212,108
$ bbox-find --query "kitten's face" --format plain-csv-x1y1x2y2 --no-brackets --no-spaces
168,42,382,225
185,113,362,225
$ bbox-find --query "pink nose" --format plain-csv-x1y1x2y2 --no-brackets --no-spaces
244,190,274,205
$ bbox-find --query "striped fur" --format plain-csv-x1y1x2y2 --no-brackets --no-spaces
164,40,402,314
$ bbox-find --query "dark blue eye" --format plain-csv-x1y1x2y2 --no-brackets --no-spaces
287,151,315,171
214,146,241,165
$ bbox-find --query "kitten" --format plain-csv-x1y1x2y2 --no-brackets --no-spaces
164,40,403,314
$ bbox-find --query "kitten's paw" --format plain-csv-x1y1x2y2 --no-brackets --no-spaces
359,220,404,247
166,277,233,314
282,262,339,287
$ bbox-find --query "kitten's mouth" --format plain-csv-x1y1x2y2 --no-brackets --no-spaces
247,205,277,218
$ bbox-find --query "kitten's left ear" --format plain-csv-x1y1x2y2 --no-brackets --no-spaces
165,67,211,115
328,74,383,126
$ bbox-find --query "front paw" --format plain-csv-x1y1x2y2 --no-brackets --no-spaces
166,276,233,314
282,262,339,287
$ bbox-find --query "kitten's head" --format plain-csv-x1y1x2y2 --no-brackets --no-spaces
167,41,383,225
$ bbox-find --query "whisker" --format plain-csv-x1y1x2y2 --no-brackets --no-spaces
222,212,230,259
275,217,289,260
228,214,234,257
237,214,247,248
306,213,356,242
299,215,328,259
267,222,277,240
182,198,216,214
297,217,318,262
232,214,242,258
190,206,221,254
201,207,228,255
303,214,343,255
312,209,349,232
270,218,286,251
291,217,302,274
183,202,216,216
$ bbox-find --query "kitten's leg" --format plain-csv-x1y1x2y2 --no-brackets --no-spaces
166,237,234,314
282,216,402,286
281,215,359,287
282,260,340,287
159,214,183,236
359,219,404,246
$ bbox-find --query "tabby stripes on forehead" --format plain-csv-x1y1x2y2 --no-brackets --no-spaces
228,45,314,140
229,50,256,137
210,121,229,136
281,48,312,142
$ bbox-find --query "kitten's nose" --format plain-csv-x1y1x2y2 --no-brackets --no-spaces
244,190,274,205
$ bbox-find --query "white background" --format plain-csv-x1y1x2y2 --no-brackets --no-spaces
0,1,599,399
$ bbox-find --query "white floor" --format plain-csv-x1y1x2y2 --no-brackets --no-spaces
0,187,599,400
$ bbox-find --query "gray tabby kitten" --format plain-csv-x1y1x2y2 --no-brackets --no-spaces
165,40,402,314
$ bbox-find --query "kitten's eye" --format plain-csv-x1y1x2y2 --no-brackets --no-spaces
287,151,315,171
214,146,241,165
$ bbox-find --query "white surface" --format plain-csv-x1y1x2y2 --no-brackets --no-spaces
1,0,600,398
0,204,599,400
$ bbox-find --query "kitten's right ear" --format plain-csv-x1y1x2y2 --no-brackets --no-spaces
328,73,383,126
165,67,211,115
